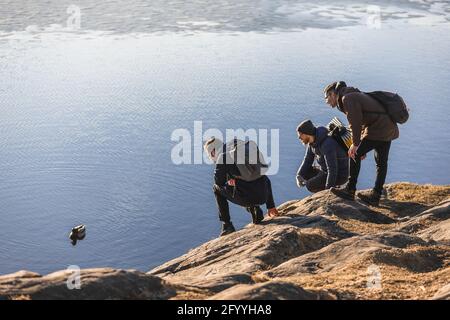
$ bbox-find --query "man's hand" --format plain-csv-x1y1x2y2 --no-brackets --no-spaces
348,144,359,160
227,179,236,187
296,175,306,188
268,208,280,218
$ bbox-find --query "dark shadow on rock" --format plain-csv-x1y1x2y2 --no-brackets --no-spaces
176,273,255,294
371,247,447,273
208,281,334,300
379,198,429,218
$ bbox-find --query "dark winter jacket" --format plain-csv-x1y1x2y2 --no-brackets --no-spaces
214,142,275,208
298,127,349,189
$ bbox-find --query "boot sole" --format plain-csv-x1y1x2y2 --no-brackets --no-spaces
357,194,380,207
330,188,355,201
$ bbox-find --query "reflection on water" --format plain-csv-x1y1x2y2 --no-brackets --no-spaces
0,2,449,275
1,0,450,35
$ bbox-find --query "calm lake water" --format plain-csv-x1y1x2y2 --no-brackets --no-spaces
1,1,449,275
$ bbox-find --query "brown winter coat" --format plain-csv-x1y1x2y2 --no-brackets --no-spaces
337,87,399,146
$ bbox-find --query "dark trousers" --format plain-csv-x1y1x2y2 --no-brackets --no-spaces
348,139,391,194
213,177,275,223
301,167,348,193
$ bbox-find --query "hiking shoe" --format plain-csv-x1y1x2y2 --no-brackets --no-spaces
249,206,264,224
330,185,356,201
220,222,236,237
357,189,381,207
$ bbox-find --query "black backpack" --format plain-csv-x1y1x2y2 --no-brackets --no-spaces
365,91,409,124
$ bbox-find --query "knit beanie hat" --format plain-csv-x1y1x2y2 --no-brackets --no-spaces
296,120,316,136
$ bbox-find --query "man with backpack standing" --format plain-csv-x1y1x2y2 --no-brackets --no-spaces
204,137,279,237
296,119,349,193
324,81,408,206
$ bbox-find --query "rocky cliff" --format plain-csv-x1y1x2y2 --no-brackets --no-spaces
1,183,449,300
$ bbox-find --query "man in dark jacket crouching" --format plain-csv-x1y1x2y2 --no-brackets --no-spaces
204,137,279,237
296,119,349,193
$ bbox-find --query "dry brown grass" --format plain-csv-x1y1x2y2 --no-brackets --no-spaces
283,262,449,300
385,182,450,205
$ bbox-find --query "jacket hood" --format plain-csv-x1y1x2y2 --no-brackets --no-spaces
337,86,361,112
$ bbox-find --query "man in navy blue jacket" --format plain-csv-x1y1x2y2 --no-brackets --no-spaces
296,120,349,193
